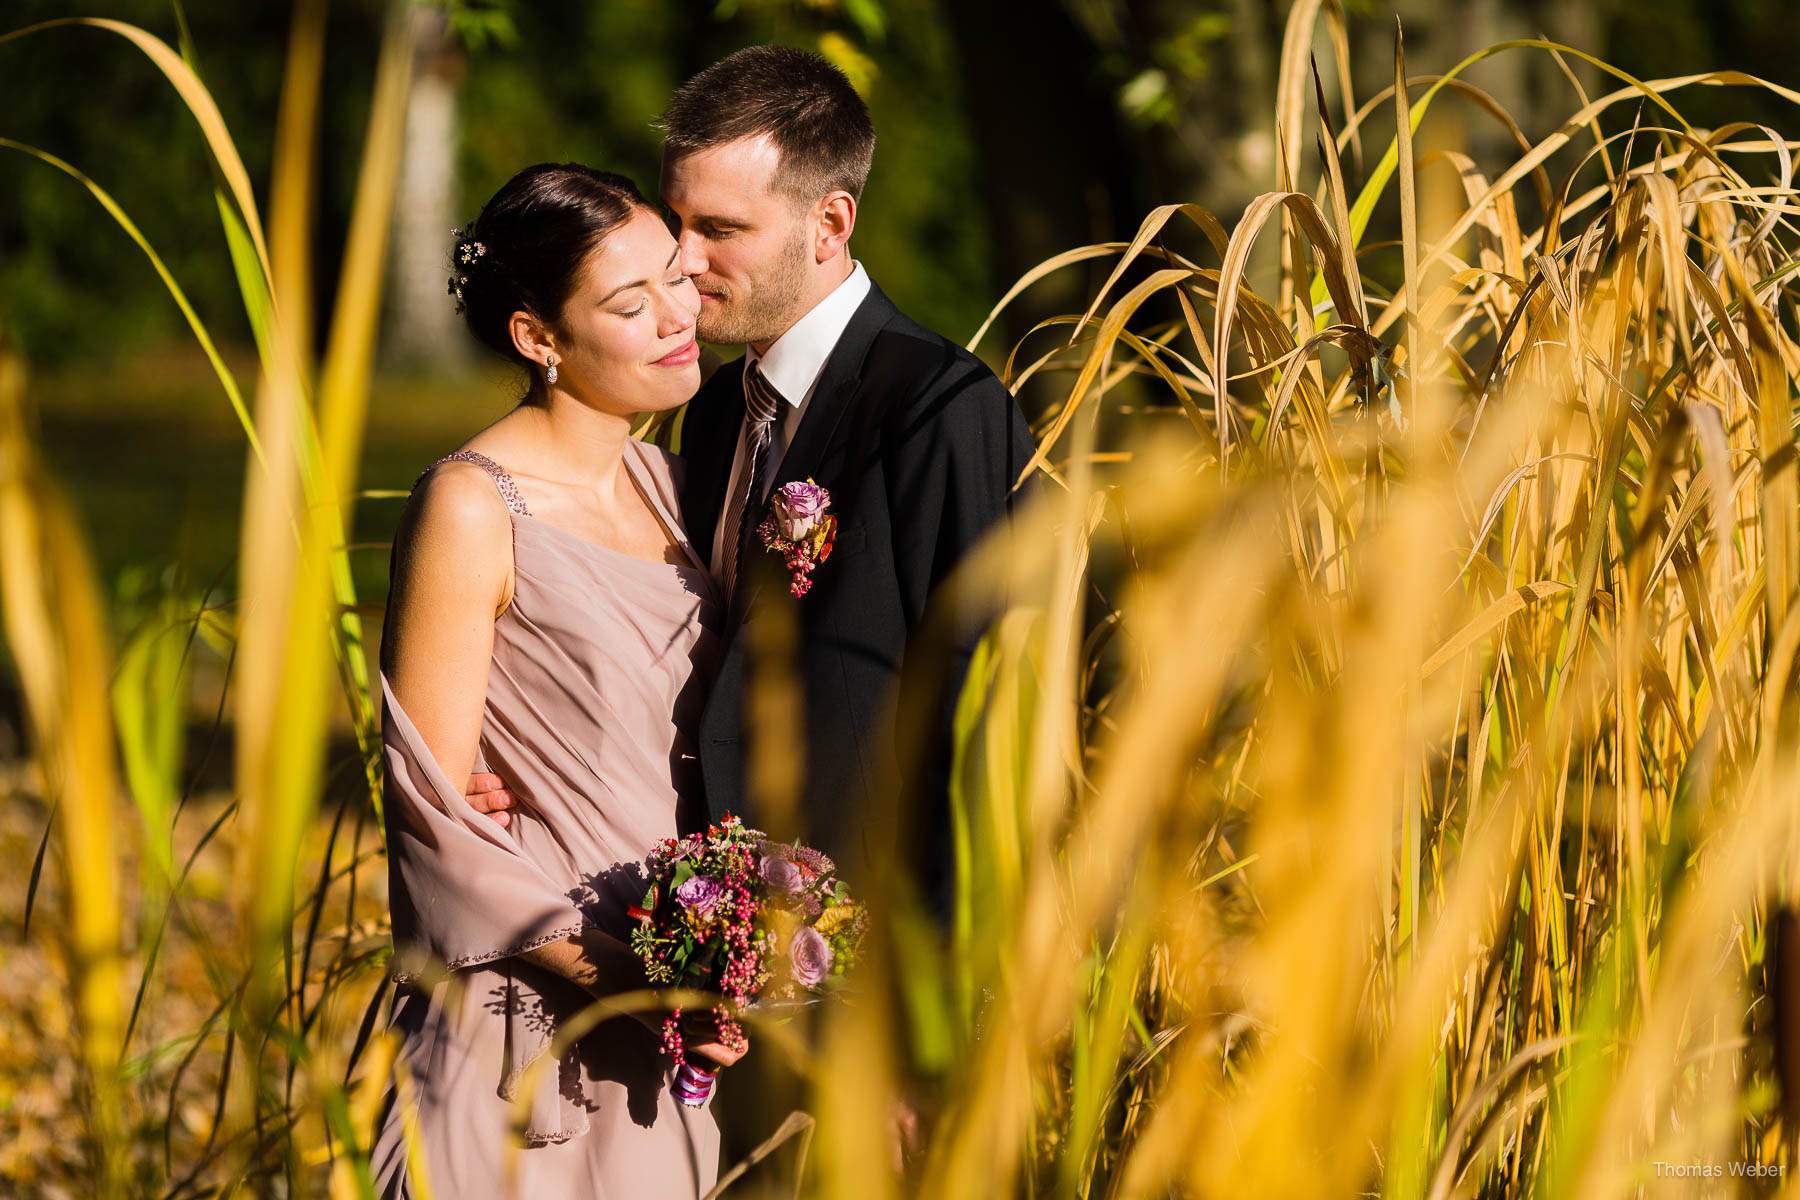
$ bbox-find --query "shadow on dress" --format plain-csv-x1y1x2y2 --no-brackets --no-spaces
481,858,670,1129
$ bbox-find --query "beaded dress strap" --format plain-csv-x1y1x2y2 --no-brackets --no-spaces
420,450,531,517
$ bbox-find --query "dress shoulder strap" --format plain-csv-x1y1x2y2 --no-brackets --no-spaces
418,449,531,517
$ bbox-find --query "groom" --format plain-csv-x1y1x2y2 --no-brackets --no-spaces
474,46,1035,900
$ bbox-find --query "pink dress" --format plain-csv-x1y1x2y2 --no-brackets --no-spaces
371,439,722,1199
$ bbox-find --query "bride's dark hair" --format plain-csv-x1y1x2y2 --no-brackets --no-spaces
451,163,652,367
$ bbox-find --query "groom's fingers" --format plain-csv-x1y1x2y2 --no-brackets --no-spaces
464,773,516,827
466,772,508,798
465,774,515,810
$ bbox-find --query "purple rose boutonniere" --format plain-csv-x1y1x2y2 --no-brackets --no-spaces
757,479,837,598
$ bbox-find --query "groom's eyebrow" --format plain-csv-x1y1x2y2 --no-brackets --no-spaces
599,248,682,305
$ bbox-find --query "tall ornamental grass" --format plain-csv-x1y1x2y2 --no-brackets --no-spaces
3,1,1800,1196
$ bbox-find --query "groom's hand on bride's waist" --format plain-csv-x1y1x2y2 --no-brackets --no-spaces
465,772,517,828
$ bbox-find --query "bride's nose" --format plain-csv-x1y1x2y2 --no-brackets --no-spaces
656,293,696,338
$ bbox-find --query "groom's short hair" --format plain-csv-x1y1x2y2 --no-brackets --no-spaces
658,45,876,205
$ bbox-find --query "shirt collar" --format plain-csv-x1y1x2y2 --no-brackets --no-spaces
745,261,872,409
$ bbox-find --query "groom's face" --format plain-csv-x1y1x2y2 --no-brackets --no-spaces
660,135,812,347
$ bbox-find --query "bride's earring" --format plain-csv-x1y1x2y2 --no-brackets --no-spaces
545,356,559,385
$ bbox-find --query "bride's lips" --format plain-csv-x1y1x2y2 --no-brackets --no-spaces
653,339,699,367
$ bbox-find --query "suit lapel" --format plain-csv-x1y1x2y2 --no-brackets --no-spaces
772,282,896,493
725,282,898,631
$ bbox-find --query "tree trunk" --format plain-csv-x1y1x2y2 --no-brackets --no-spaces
383,6,467,368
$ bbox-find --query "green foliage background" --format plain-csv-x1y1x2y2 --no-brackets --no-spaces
0,0,993,366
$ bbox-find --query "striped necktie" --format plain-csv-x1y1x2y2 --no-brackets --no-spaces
719,360,783,597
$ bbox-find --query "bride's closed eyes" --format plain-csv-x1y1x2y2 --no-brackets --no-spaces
619,274,696,318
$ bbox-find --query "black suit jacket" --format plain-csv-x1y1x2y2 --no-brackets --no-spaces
680,280,1036,892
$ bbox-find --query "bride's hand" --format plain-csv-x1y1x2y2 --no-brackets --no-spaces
680,1010,748,1070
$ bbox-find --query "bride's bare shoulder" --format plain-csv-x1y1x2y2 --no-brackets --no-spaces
397,457,515,562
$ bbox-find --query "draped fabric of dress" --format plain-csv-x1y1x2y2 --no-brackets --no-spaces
370,439,723,1199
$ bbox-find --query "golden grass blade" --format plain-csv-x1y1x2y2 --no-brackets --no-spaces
1421,581,1572,678
704,1111,815,1200
1272,0,1347,328
270,0,327,377
1393,19,1420,411
1547,44,1616,183
1730,244,1799,638
112,592,191,885
1014,267,1191,482
308,2,417,769
1312,59,1368,329
1212,191,1364,468
967,242,1135,352
1323,0,1360,176
235,0,414,995
329,1031,398,1200
1066,206,1231,345
0,342,127,1193
1345,44,1704,255
1274,0,1342,194
319,4,419,518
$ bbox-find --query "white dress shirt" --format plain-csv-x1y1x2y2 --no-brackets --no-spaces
709,260,873,577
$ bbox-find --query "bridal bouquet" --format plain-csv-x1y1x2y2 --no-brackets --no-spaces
627,815,867,1105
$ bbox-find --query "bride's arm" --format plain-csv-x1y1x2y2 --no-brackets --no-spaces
382,462,515,792
518,930,641,998
386,469,636,992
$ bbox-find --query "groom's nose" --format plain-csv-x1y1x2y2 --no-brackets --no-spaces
675,228,708,277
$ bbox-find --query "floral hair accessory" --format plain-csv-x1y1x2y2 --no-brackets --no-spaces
756,479,837,598
447,224,483,313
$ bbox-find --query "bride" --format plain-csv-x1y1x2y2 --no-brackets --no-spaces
370,162,740,1198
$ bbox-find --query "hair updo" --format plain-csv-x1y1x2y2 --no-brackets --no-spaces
449,164,654,366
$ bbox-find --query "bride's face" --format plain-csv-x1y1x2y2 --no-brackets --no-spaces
537,208,702,415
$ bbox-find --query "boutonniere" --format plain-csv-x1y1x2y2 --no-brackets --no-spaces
757,479,837,597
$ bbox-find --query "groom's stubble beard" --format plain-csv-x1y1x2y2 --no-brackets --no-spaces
695,218,811,346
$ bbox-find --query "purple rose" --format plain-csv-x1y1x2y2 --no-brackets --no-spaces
675,874,726,915
759,854,803,894
788,925,834,989
774,481,830,541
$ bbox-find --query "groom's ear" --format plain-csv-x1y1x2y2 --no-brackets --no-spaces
812,190,857,263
